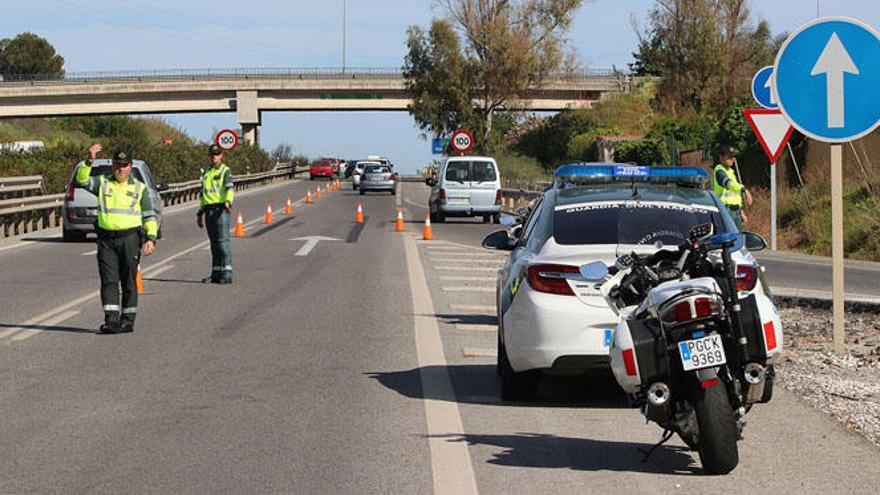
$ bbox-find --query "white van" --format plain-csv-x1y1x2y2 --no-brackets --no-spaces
428,156,501,223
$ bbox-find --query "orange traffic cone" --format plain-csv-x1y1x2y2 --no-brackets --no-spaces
285,196,293,215
136,264,144,294
325,183,331,193
316,187,322,199
306,190,313,204
234,212,245,237
334,180,340,191
395,209,404,232
423,215,433,240
355,204,364,224
265,204,273,224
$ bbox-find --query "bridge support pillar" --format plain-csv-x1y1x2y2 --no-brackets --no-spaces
241,124,259,147
236,90,261,147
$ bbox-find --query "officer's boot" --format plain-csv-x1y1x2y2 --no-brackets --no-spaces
100,311,120,334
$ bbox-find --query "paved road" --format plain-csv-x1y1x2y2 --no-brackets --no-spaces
1,179,878,493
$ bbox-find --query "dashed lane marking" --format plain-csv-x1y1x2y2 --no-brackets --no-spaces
449,304,495,312
81,249,97,256
9,310,80,342
441,286,495,293
456,324,497,332
462,347,498,358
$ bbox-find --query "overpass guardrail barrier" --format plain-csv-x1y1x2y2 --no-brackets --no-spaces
0,165,308,239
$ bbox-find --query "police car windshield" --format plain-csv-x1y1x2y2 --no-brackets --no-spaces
553,185,729,246
89,165,144,183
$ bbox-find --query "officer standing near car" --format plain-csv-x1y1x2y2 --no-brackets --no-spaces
74,143,157,334
197,144,235,284
712,145,753,232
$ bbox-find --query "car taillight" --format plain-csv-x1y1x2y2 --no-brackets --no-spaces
622,348,638,376
525,264,579,296
389,173,396,181
736,265,758,292
439,188,447,204
65,183,75,202
495,189,502,205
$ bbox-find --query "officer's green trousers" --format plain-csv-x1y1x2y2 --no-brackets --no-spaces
96,229,141,326
205,208,232,282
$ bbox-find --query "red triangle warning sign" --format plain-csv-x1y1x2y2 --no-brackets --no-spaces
743,109,794,165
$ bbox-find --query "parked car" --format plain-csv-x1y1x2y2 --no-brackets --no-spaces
428,156,502,224
344,159,361,178
359,163,396,195
481,164,767,401
62,159,166,242
310,159,335,180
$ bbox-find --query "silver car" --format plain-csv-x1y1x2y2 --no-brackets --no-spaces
359,163,397,195
61,159,166,242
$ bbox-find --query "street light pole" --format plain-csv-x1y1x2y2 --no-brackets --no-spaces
342,0,347,74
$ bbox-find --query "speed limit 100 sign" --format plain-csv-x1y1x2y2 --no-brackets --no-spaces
215,129,238,151
450,129,474,153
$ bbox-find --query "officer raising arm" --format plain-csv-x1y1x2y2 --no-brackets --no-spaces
74,143,157,334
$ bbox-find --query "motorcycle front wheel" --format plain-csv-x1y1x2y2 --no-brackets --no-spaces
693,383,739,474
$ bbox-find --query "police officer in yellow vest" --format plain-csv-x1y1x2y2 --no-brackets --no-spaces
197,144,234,284
712,145,753,232
74,144,157,334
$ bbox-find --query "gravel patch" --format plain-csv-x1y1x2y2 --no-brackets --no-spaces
775,304,880,447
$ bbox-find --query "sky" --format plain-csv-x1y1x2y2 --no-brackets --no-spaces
2,0,879,173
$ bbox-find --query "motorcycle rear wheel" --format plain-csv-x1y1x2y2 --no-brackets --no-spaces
693,384,739,474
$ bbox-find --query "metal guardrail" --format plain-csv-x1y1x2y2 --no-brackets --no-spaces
0,175,44,199
0,165,308,239
0,67,629,85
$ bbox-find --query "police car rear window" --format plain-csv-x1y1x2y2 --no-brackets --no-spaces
554,201,725,246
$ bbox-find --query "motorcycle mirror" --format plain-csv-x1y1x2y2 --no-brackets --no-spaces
579,261,609,281
742,231,767,252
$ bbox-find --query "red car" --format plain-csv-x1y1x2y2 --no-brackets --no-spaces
310,159,335,180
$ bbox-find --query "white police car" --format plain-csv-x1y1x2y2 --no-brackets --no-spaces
482,164,770,400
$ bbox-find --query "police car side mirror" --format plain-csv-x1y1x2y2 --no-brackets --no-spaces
743,231,767,252
482,230,515,251
156,183,170,192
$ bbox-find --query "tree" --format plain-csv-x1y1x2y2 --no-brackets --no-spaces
403,1,585,151
0,32,65,81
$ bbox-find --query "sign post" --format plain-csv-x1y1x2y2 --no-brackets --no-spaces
773,17,880,354
743,108,794,251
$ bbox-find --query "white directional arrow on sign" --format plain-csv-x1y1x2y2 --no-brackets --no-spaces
811,32,860,128
289,236,340,256
763,71,776,105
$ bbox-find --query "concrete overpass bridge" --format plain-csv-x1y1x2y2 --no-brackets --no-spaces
0,67,636,145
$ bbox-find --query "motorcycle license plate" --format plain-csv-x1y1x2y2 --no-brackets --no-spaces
678,334,726,371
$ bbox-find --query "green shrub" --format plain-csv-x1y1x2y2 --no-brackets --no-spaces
614,138,669,165
495,153,550,186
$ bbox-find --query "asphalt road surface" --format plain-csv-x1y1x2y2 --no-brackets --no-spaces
1,178,878,493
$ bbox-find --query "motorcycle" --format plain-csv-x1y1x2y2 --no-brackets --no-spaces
574,224,783,474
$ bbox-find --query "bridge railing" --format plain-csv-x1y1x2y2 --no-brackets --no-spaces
0,67,629,85
0,165,308,239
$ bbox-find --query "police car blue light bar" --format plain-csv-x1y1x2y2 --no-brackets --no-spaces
554,163,708,188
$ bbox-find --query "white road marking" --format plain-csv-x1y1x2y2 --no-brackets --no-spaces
439,276,495,282
289,236,340,256
434,266,499,272
141,264,175,280
449,304,495,312
10,310,80,342
462,347,498,358
430,258,505,265
402,230,478,495
441,286,495,293
456,324,497,332
81,249,97,256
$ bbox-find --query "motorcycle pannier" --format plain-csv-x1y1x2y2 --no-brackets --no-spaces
628,318,670,385
738,294,767,363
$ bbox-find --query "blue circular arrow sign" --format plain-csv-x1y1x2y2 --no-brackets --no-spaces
751,66,777,109
773,17,880,142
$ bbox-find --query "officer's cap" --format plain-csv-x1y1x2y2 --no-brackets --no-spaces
718,144,736,158
208,144,223,156
111,147,133,164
